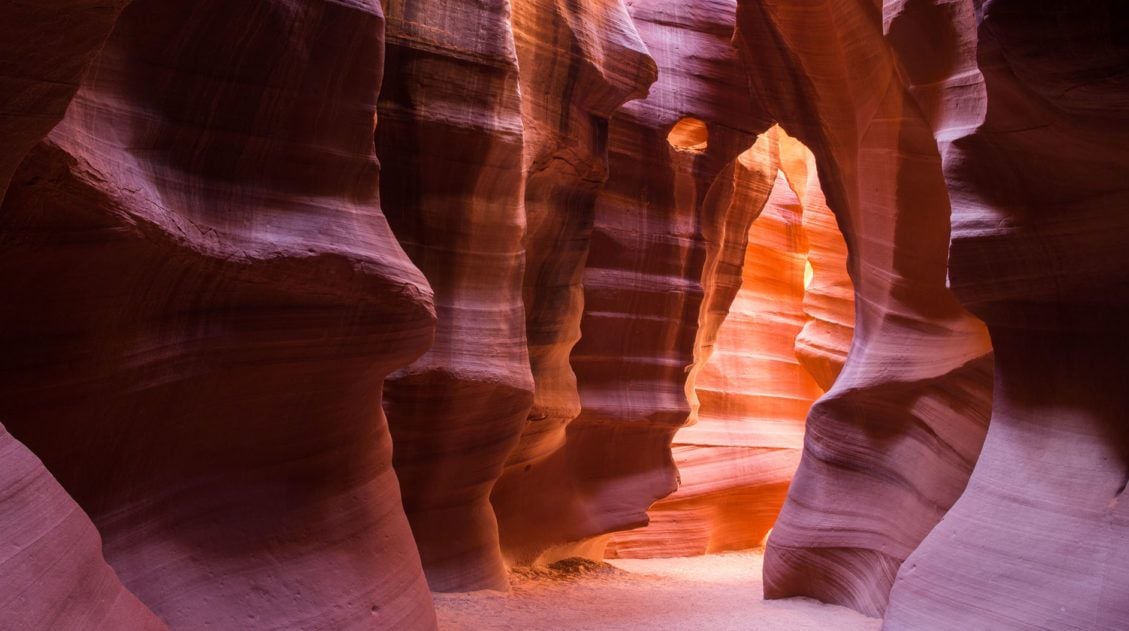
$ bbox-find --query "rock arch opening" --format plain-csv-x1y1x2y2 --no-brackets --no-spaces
607,126,855,559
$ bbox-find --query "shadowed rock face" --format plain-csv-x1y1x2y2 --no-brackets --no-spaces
884,1,1129,628
0,1,438,628
0,0,131,199
376,0,533,593
0,423,165,630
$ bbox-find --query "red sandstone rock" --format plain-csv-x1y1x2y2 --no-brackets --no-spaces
884,1,1129,628
491,0,768,564
376,0,535,593
491,0,657,563
4,0,1128,628
0,1,438,628
735,0,994,616
0,0,128,200
0,424,165,630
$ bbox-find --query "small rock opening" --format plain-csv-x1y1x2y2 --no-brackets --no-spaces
667,117,709,152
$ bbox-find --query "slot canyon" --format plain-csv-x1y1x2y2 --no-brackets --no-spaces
0,0,1125,630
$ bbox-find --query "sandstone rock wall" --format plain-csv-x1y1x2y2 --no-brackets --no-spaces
0,423,165,630
491,0,768,564
734,0,995,616
377,0,533,592
0,1,438,628
884,1,1129,628
4,0,1128,628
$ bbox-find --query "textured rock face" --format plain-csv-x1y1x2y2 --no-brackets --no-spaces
6,0,1129,627
734,0,995,617
0,1,438,628
0,0,129,199
490,0,658,563
376,0,533,593
884,1,1129,628
0,424,165,630
607,128,855,558
491,0,768,564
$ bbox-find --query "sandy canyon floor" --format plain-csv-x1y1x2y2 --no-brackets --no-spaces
434,550,881,630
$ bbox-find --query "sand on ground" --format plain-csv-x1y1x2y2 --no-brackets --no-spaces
433,550,881,630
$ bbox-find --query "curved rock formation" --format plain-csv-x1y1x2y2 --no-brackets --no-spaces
0,0,129,199
492,0,769,564
377,0,534,593
735,0,995,616
885,1,1129,628
491,0,658,562
5,0,1128,627
0,424,164,630
0,1,438,628
608,128,855,559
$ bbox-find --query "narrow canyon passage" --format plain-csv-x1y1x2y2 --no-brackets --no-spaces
608,127,855,559
2,0,1127,630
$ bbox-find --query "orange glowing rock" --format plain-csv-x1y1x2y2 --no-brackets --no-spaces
608,126,855,558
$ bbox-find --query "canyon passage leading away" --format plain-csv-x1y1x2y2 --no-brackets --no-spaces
1,0,1127,630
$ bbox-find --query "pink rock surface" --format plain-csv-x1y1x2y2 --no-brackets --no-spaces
884,1,1129,628
377,0,534,592
1,1,438,628
4,0,1128,627
0,424,165,630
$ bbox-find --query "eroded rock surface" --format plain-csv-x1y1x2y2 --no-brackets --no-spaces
885,1,1129,628
1,1,438,628
0,424,165,630
735,0,995,616
4,0,1128,628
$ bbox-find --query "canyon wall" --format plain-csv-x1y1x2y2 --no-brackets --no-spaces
735,0,995,617
376,0,533,593
884,1,1129,628
491,0,768,564
0,1,438,628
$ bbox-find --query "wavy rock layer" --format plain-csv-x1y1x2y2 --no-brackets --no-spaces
0,0,128,198
377,0,534,593
490,0,658,563
6,0,1128,628
0,424,165,630
0,1,438,628
734,0,995,616
491,0,770,564
884,1,1129,628
608,128,855,559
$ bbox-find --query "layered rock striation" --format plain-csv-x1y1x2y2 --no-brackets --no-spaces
1,1,438,628
492,0,770,564
735,0,995,616
377,0,533,593
885,1,1129,628
4,0,1129,628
